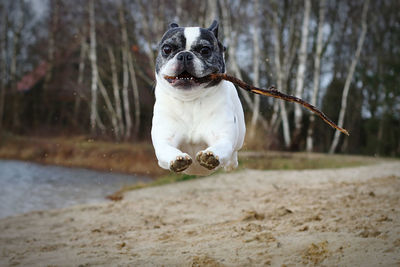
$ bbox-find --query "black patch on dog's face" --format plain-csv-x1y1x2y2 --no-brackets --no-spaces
194,28,225,75
155,27,186,73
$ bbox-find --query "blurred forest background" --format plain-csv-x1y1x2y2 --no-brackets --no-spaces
0,0,399,156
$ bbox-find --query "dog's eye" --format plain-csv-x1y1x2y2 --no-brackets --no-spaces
200,46,211,56
162,45,172,56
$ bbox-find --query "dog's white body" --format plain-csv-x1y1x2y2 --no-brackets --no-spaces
152,76,245,175
151,24,246,175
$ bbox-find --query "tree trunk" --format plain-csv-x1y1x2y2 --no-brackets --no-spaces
272,8,291,148
10,9,23,89
121,50,132,139
89,0,98,134
175,0,183,23
306,0,326,152
10,0,24,130
137,1,155,72
293,0,311,141
0,7,7,132
154,0,165,37
119,5,134,139
88,1,110,134
206,0,218,25
249,0,261,139
107,45,123,140
329,0,369,154
97,76,118,132
43,0,56,92
73,34,87,123
126,50,141,139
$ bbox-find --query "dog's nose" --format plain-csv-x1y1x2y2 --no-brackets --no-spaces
177,52,193,62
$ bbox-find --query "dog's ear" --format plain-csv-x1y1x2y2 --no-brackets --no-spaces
208,20,219,38
169,22,179,29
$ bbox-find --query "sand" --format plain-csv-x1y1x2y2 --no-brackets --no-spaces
1,161,400,266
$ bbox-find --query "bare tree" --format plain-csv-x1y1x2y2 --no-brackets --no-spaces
88,1,122,135
89,0,100,133
306,0,326,152
271,4,294,148
107,45,123,140
329,0,369,153
249,0,261,139
121,50,132,139
137,1,156,72
9,2,23,89
73,32,88,122
175,0,183,23
206,0,218,25
126,48,141,139
293,0,311,140
43,0,57,94
0,5,7,131
119,5,138,139
10,0,24,129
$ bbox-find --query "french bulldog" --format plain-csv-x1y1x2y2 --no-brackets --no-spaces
151,20,246,175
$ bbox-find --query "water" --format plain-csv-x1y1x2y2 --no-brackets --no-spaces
0,160,151,218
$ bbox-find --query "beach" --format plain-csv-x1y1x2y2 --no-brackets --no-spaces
1,161,399,266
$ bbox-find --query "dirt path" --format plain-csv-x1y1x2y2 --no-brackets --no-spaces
1,162,399,266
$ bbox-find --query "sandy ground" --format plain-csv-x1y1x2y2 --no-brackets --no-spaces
1,162,400,267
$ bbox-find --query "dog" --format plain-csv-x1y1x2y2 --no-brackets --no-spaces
151,20,246,175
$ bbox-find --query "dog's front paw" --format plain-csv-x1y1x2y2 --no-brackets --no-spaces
196,151,220,170
169,155,192,172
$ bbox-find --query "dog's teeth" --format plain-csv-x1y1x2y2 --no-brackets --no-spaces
175,76,195,81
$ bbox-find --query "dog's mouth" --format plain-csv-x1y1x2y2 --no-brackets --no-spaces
164,71,212,86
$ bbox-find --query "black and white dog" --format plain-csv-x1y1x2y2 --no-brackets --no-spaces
151,20,246,175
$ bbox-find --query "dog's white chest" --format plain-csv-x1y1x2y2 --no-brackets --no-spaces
156,86,220,144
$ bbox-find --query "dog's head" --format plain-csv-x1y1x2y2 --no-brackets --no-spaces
155,20,225,90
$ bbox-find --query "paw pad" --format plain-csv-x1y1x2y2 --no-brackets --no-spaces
196,151,220,170
170,155,192,172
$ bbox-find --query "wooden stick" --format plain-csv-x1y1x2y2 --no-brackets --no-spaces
165,73,349,136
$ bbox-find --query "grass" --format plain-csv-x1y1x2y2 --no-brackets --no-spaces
237,151,379,170
0,134,168,177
